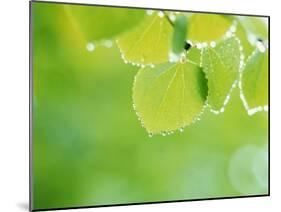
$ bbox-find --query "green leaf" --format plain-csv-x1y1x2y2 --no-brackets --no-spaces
64,4,145,41
172,15,188,54
133,61,208,135
188,14,232,42
241,48,268,110
117,13,173,65
201,37,241,112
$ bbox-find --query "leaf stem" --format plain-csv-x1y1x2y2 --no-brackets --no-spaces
163,11,174,27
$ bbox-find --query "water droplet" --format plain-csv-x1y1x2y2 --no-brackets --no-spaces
202,42,208,48
240,61,244,67
161,131,167,136
211,109,220,115
247,108,259,116
225,95,230,102
247,33,257,45
158,11,164,18
150,64,155,68
180,54,186,64
226,31,232,38
103,40,113,48
210,41,216,48
148,133,153,137
256,41,266,53
169,51,180,62
179,128,184,132
141,64,145,68
196,43,203,49
230,25,237,33
169,14,176,22
86,42,95,52
146,10,154,16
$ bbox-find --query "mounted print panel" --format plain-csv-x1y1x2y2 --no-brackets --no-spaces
30,1,269,211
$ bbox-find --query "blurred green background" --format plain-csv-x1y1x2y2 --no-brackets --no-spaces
32,2,269,210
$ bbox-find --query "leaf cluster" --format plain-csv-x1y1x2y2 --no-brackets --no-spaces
117,11,268,135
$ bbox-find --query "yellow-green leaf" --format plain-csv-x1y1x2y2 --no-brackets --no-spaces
133,62,208,135
241,48,268,110
117,13,173,65
188,14,232,42
202,37,241,112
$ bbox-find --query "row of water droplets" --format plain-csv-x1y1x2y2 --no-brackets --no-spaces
169,20,239,66
209,34,244,115
132,73,150,136
238,38,268,116
190,103,208,124
146,9,181,19
147,103,208,137
193,20,238,52
116,38,156,69
210,81,238,115
122,52,155,68
135,103,208,138
86,39,114,52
